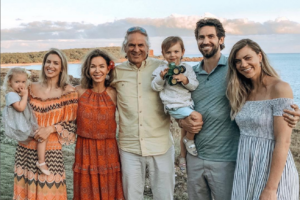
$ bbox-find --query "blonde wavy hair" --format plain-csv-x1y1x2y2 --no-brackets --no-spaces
2,67,31,93
226,39,279,119
39,48,69,89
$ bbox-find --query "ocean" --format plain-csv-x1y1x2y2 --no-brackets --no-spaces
2,53,300,104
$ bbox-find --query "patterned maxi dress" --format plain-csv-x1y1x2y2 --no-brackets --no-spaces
73,89,124,200
231,98,299,200
13,86,78,200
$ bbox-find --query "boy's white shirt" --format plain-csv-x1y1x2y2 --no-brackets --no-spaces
151,61,199,111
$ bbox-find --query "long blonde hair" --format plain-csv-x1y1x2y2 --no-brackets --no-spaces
226,39,279,119
39,48,69,89
2,67,31,93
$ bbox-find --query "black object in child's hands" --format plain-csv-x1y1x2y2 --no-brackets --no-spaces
164,62,186,85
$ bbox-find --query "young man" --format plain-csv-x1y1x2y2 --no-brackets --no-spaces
111,27,175,200
180,18,300,200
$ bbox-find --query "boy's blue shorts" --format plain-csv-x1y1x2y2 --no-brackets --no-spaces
166,106,194,119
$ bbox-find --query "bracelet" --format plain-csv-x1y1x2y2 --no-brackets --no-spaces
178,119,183,128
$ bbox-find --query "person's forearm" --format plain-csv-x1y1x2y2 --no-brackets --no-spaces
151,76,165,91
13,96,28,112
48,125,56,133
265,140,290,190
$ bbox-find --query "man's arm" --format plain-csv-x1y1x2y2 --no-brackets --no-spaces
283,104,300,128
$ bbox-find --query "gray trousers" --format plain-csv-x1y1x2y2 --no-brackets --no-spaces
187,153,236,200
119,146,175,200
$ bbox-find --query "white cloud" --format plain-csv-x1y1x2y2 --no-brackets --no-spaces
2,15,300,41
2,35,300,54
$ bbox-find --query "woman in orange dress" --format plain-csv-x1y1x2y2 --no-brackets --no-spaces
13,48,78,200
73,49,124,200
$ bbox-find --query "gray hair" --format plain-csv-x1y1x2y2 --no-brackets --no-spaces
121,27,150,55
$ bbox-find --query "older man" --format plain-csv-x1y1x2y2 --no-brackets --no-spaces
180,18,300,200
111,27,174,200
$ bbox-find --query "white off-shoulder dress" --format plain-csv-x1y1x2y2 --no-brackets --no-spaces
231,98,299,200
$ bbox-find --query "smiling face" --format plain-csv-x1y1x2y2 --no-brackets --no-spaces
9,73,27,93
125,32,148,67
197,26,224,59
89,56,109,84
235,45,262,80
162,42,185,66
44,54,62,79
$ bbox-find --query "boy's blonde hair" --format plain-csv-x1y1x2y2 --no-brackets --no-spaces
161,36,185,54
2,67,31,93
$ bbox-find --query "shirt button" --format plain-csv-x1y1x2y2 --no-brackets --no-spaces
141,138,143,141
139,83,141,84
139,96,141,98
140,111,142,113
140,124,142,126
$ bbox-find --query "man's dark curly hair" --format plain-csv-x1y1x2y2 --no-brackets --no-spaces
194,18,226,50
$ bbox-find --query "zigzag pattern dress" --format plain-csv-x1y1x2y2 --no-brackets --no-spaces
13,86,78,200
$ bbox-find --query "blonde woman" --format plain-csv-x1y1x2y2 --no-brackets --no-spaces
13,48,78,200
227,39,299,200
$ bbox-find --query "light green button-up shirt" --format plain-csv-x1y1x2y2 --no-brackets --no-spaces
111,57,173,156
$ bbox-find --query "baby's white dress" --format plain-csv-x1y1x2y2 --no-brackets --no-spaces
2,92,39,142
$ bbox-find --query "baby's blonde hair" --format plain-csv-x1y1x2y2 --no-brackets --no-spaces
2,67,31,93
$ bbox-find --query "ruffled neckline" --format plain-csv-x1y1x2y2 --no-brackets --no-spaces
245,97,293,103
29,83,77,102
88,88,107,94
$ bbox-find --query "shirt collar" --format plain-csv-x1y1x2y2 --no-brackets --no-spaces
194,54,227,74
128,56,150,69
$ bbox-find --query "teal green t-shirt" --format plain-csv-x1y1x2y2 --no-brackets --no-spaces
192,54,240,162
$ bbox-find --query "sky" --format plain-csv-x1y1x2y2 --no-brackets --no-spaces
1,0,300,54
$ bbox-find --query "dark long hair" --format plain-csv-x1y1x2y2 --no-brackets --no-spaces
80,49,115,89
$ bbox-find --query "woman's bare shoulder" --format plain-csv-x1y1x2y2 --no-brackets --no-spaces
30,82,42,91
64,84,76,92
106,86,117,104
270,78,293,99
106,86,116,95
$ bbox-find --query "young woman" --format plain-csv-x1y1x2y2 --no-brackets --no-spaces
227,39,299,200
13,48,78,199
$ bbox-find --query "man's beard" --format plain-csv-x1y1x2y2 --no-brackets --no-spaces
199,44,219,59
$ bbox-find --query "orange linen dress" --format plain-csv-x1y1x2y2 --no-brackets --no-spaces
13,86,78,200
73,89,124,200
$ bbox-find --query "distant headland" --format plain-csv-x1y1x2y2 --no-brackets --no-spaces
1,47,203,67
0,47,203,67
